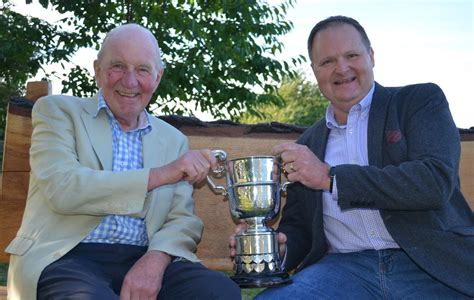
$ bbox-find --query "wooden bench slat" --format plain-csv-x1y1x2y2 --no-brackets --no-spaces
0,172,29,263
460,141,474,207
0,285,7,300
2,112,32,172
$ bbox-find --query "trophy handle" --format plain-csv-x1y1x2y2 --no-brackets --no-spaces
281,181,293,192
278,158,294,193
207,149,228,195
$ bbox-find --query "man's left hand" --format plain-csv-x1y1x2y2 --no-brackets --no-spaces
120,250,171,300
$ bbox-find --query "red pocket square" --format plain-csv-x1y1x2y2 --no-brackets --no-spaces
385,130,402,144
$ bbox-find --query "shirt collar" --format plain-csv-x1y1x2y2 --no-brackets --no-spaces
325,83,375,129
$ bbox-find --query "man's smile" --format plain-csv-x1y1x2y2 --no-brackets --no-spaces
334,77,356,85
117,90,140,97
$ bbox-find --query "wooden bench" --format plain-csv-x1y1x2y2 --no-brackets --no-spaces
1,81,473,298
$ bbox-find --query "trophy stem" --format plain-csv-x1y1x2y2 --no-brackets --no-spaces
244,217,269,234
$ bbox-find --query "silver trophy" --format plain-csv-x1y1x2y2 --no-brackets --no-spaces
207,150,291,288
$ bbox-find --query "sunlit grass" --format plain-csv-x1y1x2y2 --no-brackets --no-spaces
241,286,264,300
222,271,264,299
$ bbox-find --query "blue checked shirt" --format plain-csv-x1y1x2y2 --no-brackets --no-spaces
82,91,151,246
323,83,399,253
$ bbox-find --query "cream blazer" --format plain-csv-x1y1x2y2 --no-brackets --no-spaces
6,95,203,300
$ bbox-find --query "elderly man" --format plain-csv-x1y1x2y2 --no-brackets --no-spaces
6,23,240,300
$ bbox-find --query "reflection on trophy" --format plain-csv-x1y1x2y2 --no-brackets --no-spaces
207,149,292,288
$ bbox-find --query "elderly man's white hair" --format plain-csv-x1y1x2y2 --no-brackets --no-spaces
97,23,165,71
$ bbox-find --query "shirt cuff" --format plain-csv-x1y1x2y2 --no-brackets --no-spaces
331,176,338,201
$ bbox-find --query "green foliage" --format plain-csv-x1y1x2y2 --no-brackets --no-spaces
0,1,79,137
61,65,97,97
0,3,76,87
239,72,328,126
1,0,305,121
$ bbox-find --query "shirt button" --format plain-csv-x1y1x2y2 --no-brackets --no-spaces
370,230,376,236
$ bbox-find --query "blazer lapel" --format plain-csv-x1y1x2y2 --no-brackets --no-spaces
308,122,330,226
142,118,167,168
142,119,172,225
314,125,330,161
81,96,113,170
367,82,391,167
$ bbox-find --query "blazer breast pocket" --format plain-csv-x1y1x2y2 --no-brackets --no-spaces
5,236,35,256
383,132,407,164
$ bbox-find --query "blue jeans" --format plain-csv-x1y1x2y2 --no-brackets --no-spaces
256,249,470,299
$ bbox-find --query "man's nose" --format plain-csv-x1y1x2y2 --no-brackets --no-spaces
122,69,138,88
335,58,350,73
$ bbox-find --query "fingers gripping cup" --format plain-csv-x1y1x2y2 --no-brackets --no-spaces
207,149,291,288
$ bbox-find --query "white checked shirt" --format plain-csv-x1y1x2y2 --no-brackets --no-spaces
82,91,151,246
322,84,399,253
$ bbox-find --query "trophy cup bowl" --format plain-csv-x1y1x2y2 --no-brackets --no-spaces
207,150,292,288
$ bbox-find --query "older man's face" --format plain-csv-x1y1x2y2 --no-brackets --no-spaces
94,28,163,129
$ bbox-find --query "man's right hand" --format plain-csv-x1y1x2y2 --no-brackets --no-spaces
272,142,331,191
148,149,217,191
229,221,288,260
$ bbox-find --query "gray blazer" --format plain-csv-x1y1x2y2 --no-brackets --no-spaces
279,82,474,296
6,95,203,300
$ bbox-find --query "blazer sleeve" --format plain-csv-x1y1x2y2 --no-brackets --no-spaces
146,136,204,258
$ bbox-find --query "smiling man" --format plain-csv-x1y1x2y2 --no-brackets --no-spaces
230,15,474,299
6,24,240,300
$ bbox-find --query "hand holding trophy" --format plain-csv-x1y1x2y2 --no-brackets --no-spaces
207,150,292,288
